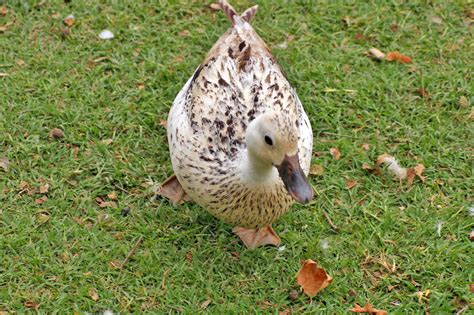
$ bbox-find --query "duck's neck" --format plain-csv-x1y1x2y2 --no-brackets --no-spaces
241,149,274,183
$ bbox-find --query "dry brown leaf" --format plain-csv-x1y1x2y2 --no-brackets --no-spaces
470,283,474,293
469,231,474,242
24,300,40,310
107,192,118,200
279,309,291,315
35,196,48,205
0,156,9,171
390,23,399,32
345,179,358,189
330,148,341,160
95,197,116,208
0,26,8,33
109,260,120,269
200,299,212,309
414,164,425,182
209,3,221,11
63,15,75,26
376,154,407,179
159,119,167,129
88,288,99,301
309,164,324,176
368,48,385,60
406,168,416,185
350,303,387,315
417,88,429,100
186,251,193,263
17,59,26,67
386,51,412,64
136,82,145,90
467,107,474,120
50,128,64,139
459,96,469,109
39,184,50,194
156,174,189,204
362,143,370,151
0,5,8,16
179,30,190,37
101,138,113,145
296,259,332,297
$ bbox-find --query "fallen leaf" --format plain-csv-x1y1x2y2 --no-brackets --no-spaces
309,164,324,176
156,174,189,204
413,164,425,182
330,148,341,160
17,59,26,67
417,88,429,100
350,303,387,315
289,289,300,301
415,290,430,303
173,55,184,63
136,82,145,90
109,260,120,269
39,183,50,194
429,16,443,25
37,212,50,224
279,309,291,315
200,299,211,309
35,196,48,205
469,231,474,241
459,96,468,108
296,259,332,297
101,138,113,145
159,119,167,129
470,283,474,293
179,29,190,37
376,154,407,179
185,251,193,263
368,48,386,61
63,14,75,26
345,179,358,189
468,107,474,120
390,23,399,32
0,26,7,32
50,128,64,139
386,51,412,64
99,29,114,40
361,143,370,151
107,192,118,200
0,4,8,16
88,288,99,301
209,3,221,11
24,300,40,310
0,72,8,76
0,156,9,171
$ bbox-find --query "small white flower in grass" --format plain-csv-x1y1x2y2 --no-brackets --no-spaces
469,206,474,217
277,245,286,252
436,221,443,237
319,239,329,250
99,29,114,40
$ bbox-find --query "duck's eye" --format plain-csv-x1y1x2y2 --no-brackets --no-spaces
264,135,273,146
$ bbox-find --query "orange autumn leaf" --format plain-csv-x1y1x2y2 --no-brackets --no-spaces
296,259,332,297
330,148,341,160
35,196,48,205
156,174,190,205
24,300,40,310
345,179,358,189
386,51,412,64
350,303,387,315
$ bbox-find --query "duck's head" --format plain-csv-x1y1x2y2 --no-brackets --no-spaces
246,111,314,204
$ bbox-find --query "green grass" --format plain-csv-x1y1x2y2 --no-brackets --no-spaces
0,0,472,313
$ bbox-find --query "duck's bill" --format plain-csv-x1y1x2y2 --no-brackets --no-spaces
277,154,314,204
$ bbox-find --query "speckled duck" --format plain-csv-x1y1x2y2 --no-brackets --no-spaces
167,0,314,248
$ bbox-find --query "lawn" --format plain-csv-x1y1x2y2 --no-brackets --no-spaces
0,0,472,313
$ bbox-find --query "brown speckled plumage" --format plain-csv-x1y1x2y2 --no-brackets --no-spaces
167,1,313,228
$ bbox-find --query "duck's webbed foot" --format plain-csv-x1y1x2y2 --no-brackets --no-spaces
232,226,281,249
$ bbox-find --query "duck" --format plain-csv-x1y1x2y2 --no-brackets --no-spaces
165,0,314,248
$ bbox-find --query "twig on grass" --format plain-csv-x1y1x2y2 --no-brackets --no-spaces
119,236,144,271
322,210,339,232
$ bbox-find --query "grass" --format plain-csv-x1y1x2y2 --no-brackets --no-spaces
0,0,472,313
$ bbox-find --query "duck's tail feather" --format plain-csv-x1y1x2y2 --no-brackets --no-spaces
218,1,258,25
